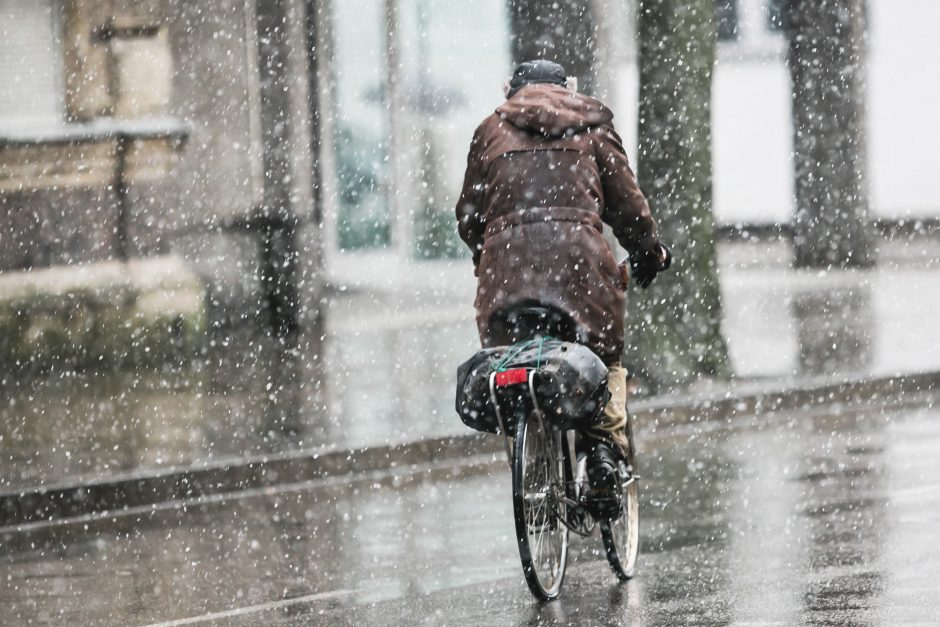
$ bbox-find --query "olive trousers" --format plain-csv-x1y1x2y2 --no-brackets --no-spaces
587,365,630,456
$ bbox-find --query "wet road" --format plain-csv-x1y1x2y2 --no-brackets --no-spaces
2,392,939,625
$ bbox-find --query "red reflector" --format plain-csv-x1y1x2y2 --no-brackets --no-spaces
495,368,529,387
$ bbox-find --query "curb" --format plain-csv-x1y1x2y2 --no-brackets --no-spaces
1,370,937,529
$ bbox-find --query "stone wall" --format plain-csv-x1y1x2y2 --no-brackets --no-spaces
0,0,323,365
0,255,204,371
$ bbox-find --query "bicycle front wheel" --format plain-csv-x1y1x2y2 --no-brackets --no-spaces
512,414,570,601
600,412,639,580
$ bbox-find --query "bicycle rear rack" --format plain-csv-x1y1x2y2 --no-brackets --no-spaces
488,369,548,471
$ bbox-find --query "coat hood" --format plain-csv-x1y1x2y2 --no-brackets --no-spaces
495,84,614,138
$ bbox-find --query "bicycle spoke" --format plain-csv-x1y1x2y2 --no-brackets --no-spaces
530,435,552,579
533,520,545,570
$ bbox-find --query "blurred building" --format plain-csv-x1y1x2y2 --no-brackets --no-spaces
611,0,940,226
0,0,320,364
320,0,940,275
1,0,938,366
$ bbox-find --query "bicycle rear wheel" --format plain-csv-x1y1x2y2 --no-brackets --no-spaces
599,412,639,580
512,413,570,600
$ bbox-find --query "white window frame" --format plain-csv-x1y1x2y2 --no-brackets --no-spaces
0,0,65,128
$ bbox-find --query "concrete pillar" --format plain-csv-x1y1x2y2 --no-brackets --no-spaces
629,0,730,387
254,0,322,339
786,0,873,268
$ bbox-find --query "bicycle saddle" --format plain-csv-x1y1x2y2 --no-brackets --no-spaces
490,303,577,343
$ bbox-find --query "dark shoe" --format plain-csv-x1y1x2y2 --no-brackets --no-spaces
586,442,622,520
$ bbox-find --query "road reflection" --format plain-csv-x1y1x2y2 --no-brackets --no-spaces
2,398,934,625
797,413,887,621
794,282,874,376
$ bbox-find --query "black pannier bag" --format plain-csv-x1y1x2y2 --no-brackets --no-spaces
455,338,611,435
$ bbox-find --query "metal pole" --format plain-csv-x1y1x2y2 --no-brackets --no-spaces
113,133,130,261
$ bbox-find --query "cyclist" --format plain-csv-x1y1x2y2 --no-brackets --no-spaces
455,59,670,505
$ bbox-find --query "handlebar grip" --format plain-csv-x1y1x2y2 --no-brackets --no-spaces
659,244,672,271
618,261,630,291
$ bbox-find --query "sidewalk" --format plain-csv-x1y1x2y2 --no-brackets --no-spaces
0,236,937,500
1,370,936,530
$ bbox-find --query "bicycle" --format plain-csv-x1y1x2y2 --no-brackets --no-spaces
486,306,640,601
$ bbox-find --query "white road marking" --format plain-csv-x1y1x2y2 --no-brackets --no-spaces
142,587,357,626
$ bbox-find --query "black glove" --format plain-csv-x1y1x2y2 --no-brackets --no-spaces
629,239,671,289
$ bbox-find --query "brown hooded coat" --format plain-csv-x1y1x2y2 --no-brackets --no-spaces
455,84,658,363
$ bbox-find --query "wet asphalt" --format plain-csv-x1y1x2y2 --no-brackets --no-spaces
2,392,939,625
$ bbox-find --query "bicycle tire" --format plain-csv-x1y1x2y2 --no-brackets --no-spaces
512,413,570,600
599,411,639,580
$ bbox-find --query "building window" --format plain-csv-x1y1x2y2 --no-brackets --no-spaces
324,0,510,259
716,0,739,42
0,0,62,126
330,0,392,251
398,0,507,259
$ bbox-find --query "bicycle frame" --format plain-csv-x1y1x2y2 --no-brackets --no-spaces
490,359,640,596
